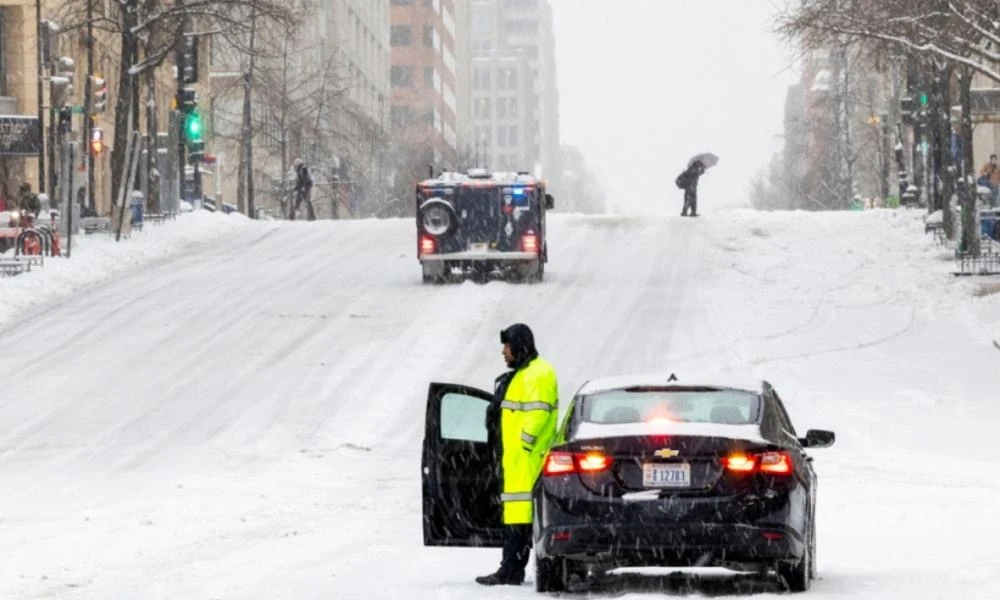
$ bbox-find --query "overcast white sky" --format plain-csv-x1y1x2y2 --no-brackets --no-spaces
550,0,798,214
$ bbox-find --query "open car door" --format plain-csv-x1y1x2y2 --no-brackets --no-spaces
422,382,505,547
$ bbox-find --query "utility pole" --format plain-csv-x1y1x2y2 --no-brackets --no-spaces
35,0,45,192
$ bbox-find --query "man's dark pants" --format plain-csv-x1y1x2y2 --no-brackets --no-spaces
682,188,698,216
500,524,533,576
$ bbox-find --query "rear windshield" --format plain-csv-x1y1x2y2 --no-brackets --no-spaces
579,388,761,425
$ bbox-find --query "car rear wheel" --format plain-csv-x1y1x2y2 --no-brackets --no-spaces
535,557,565,593
778,525,812,592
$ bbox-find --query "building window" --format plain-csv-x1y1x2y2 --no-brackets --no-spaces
474,126,492,145
497,126,507,147
473,68,490,90
508,126,519,146
391,66,413,86
391,0,415,5
497,98,517,119
497,68,517,90
424,66,434,87
504,19,538,35
474,98,491,118
423,25,434,47
472,14,492,33
391,105,412,128
391,25,412,46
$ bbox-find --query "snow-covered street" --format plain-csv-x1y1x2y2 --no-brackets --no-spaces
1,209,999,598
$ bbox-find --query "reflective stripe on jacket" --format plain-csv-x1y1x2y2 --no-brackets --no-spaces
500,356,559,525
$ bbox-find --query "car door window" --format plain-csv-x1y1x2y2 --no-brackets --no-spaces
440,392,489,443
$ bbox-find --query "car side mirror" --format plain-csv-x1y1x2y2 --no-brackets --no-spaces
544,194,555,210
799,429,835,449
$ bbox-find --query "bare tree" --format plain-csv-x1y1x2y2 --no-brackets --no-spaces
776,0,995,251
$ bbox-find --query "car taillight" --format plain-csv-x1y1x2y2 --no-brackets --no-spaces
543,452,575,475
543,451,613,476
759,451,793,475
520,231,539,254
419,235,436,255
723,451,793,476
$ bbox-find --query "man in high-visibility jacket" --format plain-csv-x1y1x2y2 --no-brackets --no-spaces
476,323,559,586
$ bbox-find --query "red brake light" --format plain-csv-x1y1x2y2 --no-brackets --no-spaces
578,452,613,472
419,235,436,255
723,453,757,472
543,451,613,476
543,452,575,475
759,451,793,475
520,231,539,253
723,451,793,476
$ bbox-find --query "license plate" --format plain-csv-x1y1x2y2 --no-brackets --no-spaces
642,463,691,488
469,242,489,252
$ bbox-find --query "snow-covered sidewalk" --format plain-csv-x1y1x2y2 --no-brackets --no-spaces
0,210,254,329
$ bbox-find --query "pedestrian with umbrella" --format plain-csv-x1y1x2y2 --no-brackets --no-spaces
675,152,718,217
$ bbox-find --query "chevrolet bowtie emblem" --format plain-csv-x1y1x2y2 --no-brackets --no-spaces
653,448,680,458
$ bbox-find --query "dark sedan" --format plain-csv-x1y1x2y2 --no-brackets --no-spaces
421,373,835,593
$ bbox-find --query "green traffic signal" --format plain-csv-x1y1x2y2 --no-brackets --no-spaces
919,92,928,106
185,112,203,141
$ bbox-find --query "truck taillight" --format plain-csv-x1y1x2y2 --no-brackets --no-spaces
543,451,612,476
520,231,539,254
723,451,793,476
419,235,436,255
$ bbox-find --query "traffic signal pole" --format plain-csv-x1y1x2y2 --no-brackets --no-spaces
85,0,95,212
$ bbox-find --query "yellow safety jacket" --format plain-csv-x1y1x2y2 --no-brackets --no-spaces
498,356,559,524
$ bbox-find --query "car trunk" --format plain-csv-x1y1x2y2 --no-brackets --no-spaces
563,435,772,498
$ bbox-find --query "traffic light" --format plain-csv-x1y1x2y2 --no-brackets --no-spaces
919,92,928,106
58,107,72,134
184,111,203,142
178,35,199,84
90,127,104,155
901,97,914,125
91,75,107,114
51,56,75,108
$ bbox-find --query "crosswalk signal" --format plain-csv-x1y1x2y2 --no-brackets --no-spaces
90,127,104,155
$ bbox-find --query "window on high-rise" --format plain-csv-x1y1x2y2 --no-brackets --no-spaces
473,68,491,90
391,66,414,86
424,67,435,88
472,14,492,33
391,25,412,46
474,98,491,119
391,106,412,128
497,68,517,90
391,0,415,5
424,25,434,47
497,98,517,119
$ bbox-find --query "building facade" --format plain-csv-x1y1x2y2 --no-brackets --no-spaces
389,0,459,166
466,0,560,190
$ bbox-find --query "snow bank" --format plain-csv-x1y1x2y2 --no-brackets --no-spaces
0,211,252,329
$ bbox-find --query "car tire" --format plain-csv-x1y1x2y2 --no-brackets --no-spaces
535,557,566,593
778,526,812,592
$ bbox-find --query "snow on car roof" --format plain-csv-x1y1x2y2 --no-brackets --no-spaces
575,372,764,396
571,421,768,444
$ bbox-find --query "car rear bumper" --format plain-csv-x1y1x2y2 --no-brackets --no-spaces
535,522,805,566
420,251,538,262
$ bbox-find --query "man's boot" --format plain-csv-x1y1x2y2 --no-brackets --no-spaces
475,568,524,586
